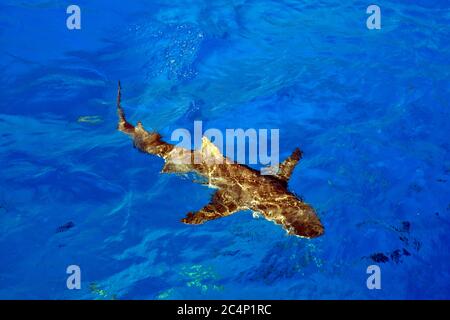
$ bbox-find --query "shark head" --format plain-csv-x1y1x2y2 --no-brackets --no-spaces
282,204,324,239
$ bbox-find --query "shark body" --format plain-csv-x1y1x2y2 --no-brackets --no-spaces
116,83,324,238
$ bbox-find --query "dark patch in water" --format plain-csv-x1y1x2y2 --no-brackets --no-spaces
370,248,412,264
394,220,421,252
409,183,422,193
56,221,75,233
399,235,409,245
390,249,402,264
370,253,389,263
401,221,410,233
412,239,421,251
221,250,240,257
394,220,410,233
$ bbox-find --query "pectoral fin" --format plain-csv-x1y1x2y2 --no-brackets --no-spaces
181,189,240,224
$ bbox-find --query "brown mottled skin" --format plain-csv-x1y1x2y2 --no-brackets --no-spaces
116,82,324,238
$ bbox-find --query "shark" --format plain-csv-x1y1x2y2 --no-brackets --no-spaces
115,82,324,238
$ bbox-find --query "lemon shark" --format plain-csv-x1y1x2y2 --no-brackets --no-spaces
116,82,324,238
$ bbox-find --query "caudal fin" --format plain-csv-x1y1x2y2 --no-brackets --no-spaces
117,81,135,135
115,82,173,158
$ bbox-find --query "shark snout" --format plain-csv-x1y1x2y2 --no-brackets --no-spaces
285,206,324,238
302,220,324,238
289,219,324,238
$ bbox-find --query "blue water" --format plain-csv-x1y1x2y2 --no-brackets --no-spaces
1,0,449,299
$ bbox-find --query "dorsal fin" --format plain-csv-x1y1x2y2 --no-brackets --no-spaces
276,148,303,181
201,136,225,163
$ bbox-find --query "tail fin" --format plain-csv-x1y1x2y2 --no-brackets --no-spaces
115,82,173,158
117,81,135,135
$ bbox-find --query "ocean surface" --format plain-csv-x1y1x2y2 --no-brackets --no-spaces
0,0,449,299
